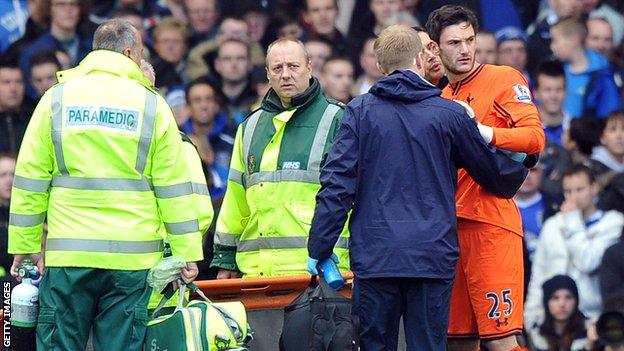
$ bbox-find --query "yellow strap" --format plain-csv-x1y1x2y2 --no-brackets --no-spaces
259,109,296,172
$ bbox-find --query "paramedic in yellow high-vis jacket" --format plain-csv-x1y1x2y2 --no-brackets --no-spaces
8,19,208,351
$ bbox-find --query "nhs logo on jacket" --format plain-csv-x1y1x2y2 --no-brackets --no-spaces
282,161,301,170
66,105,139,132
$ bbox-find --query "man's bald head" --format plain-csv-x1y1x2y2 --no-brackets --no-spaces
265,38,309,67
93,19,143,64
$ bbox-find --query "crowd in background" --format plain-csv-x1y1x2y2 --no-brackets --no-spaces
1,0,624,350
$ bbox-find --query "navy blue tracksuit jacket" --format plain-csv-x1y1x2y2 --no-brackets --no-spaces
308,70,528,280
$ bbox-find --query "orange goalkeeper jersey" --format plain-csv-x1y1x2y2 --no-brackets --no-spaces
442,64,546,235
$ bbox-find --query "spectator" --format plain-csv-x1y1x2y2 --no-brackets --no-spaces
550,18,622,119
0,153,16,279
0,60,31,154
304,36,333,76
151,16,187,94
352,37,382,96
186,16,265,80
18,0,94,100
320,57,354,104
526,0,583,74
213,38,256,127
0,0,29,53
29,50,60,99
495,26,530,79
534,59,570,146
302,0,347,55
525,164,624,329
563,117,602,164
583,0,624,49
527,275,588,351
165,85,190,128
369,0,407,34
346,0,406,72
599,228,624,303
184,0,220,50
182,77,234,171
586,17,616,58
4,0,48,62
585,17,624,96
243,5,270,49
475,30,497,64
587,111,624,191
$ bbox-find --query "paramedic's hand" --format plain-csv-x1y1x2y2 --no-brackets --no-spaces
173,262,199,290
181,262,199,283
307,257,319,275
217,269,241,279
10,253,45,282
453,99,493,144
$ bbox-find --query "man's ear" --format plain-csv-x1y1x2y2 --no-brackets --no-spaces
376,62,387,76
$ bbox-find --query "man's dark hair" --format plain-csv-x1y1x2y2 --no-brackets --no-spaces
185,77,226,108
534,59,565,89
29,51,61,72
568,117,602,156
562,164,596,184
425,5,479,44
0,57,20,71
412,25,426,33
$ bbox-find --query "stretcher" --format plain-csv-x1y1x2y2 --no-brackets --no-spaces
193,273,408,351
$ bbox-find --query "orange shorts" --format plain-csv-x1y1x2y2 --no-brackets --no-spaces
448,219,524,340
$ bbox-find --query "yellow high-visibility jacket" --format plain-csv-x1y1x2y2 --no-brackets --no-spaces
9,50,207,270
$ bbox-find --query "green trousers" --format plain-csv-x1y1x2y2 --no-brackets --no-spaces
36,267,152,351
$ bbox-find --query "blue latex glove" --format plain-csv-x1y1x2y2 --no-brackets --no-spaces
329,253,339,264
307,257,319,275
501,149,527,163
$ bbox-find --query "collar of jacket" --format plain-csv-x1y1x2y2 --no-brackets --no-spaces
55,49,154,90
261,77,321,113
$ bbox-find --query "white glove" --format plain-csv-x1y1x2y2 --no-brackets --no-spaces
453,99,493,144
477,123,493,144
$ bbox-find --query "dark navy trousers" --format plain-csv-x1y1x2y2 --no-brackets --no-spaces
351,277,453,351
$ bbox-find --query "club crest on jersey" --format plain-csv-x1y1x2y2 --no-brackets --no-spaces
513,84,531,103
282,161,300,170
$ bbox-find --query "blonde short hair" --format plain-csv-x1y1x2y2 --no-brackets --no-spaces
374,25,422,73
153,16,187,42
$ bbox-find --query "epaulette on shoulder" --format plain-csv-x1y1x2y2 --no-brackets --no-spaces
326,98,346,108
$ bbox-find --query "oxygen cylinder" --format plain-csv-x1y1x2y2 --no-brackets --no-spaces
11,259,39,351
